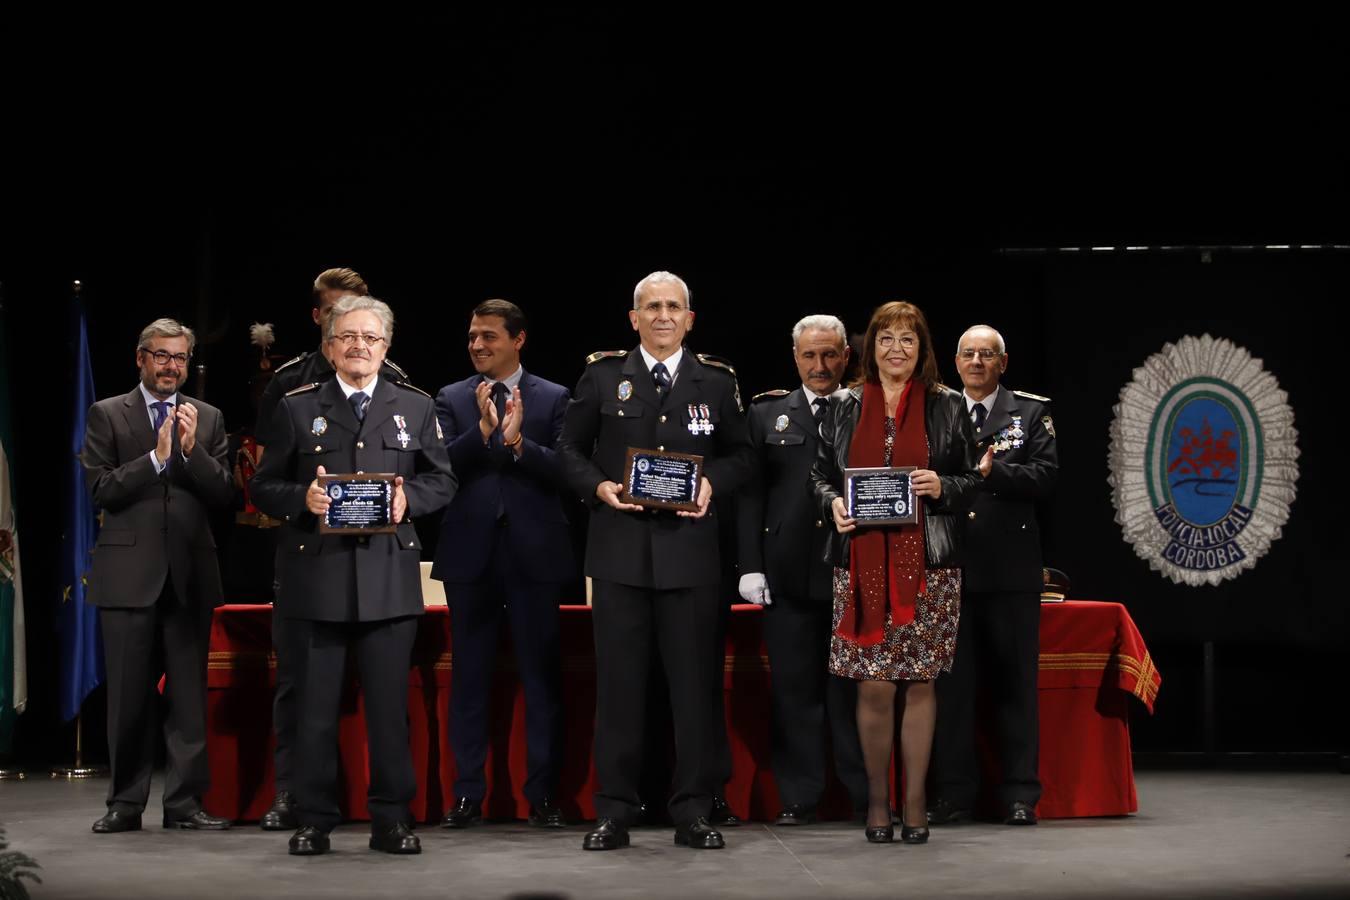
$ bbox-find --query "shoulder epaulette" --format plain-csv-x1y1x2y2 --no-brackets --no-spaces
752,389,790,402
275,352,310,374
284,382,322,397
384,358,409,380
696,353,743,412
1012,390,1051,403
586,350,628,364
394,381,432,399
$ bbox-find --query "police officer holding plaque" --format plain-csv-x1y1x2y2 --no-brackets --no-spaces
558,271,754,852
252,294,456,856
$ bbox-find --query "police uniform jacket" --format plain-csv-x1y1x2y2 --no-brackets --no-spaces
81,389,233,609
255,348,408,446
963,386,1057,593
737,388,833,603
251,376,456,622
811,384,982,570
557,347,754,590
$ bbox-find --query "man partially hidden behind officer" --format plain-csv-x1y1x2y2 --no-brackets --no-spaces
252,294,455,855
431,299,573,830
929,324,1058,827
251,267,411,832
558,271,754,851
737,314,870,824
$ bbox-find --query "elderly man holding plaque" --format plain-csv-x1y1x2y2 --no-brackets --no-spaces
809,301,989,845
558,270,754,852
929,325,1058,828
736,314,870,825
253,295,456,856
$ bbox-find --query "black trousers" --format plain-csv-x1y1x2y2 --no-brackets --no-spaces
932,590,1042,809
591,580,720,827
762,595,870,813
270,573,300,794
291,615,419,832
446,528,562,805
99,583,213,817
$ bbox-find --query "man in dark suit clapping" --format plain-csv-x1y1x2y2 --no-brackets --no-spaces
431,299,574,830
81,318,234,834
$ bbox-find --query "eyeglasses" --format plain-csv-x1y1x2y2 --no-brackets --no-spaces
141,349,191,367
639,301,687,315
958,349,1002,361
331,332,386,347
876,334,917,350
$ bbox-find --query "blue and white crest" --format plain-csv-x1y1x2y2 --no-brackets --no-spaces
1108,335,1299,586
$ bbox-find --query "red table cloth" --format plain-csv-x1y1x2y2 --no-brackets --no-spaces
204,600,1158,822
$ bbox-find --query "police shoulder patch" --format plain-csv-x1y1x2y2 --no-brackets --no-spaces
752,389,790,402
394,381,433,399
586,349,628,365
275,352,310,374
1012,389,1051,403
284,382,322,396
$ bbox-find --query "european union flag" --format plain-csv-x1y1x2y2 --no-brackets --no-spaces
59,295,104,721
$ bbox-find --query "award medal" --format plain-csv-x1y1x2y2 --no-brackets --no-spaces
700,404,713,434
617,380,633,401
774,414,790,432
311,416,328,436
687,404,714,435
393,414,411,449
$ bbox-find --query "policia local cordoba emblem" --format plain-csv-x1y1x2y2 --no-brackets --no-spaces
1108,334,1299,587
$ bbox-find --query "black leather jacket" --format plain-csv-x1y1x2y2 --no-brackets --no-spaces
811,384,983,569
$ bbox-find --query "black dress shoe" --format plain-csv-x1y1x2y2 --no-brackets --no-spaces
865,824,894,843
527,797,566,828
774,804,817,826
901,823,930,844
163,810,232,830
260,791,298,831
708,796,740,827
582,818,630,851
439,797,483,829
1005,801,1038,826
288,825,331,855
673,817,725,849
92,810,142,833
927,798,973,826
370,822,421,854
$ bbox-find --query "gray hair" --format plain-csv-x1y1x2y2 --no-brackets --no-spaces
325,295,395,346
137,318,196,354
957,324,1006,356
633,271,691,309
792,314,847,348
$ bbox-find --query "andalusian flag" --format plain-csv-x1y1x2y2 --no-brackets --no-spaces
0,299,28,753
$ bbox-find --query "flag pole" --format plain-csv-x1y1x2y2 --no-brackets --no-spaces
50,713,104,779
50,279,107,780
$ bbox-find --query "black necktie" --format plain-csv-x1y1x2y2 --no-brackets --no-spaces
813,397,830,430
971,402,986,432
652,362,672,399
350,391,370,423
491,381,508,425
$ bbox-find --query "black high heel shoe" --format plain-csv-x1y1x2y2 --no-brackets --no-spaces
900,823,930,844
865,823,894,843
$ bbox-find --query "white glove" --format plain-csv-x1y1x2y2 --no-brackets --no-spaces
738,572,773,606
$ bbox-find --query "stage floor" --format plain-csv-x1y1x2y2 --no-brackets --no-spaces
2,770,1347,899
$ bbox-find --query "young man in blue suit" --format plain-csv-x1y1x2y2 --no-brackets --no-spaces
432,299,574,829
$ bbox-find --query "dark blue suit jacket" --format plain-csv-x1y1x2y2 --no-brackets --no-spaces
430,368,575,584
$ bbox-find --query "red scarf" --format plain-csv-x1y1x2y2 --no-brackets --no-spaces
838,380,927,646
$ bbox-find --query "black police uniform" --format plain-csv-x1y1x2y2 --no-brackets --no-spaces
557,347,754,827
932,386,1058,814
251,375,456,834
251,347,408,806
737,387,870,816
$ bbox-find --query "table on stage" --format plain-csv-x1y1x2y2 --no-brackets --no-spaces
203,600,1160,822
